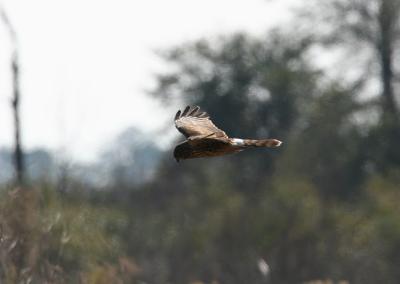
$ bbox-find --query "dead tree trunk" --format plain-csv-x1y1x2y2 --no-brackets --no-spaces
11,53,24,184
1,7,25,185
378,0,399,123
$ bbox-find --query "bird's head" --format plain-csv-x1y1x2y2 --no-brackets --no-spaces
173,142,192,162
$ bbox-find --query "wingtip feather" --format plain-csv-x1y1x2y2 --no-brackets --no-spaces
175,110,181,121
188,106,200,116
182,106,191,116
198,112,209,118
176,105,209,120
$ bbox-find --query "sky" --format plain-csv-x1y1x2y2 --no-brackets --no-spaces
0,0,298,162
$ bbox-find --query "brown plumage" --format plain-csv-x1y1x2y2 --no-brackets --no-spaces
173,106,282,161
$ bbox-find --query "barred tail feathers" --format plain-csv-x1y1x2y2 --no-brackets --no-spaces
232,138,282,148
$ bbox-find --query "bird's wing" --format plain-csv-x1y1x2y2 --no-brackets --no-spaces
174,106,228,139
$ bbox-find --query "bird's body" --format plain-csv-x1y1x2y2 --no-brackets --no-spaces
174,138,242,159
173,106,282,161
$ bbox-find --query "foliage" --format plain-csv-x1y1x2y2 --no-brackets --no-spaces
0,187,138,283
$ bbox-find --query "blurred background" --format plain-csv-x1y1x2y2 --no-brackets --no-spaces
0,0,400,283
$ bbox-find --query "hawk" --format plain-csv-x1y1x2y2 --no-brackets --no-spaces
173,106,282,161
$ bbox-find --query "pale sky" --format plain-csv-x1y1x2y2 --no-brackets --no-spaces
0,0,297,162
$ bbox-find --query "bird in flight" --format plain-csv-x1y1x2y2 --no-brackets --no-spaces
173,106,282,161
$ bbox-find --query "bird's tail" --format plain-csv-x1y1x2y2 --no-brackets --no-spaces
242,138,282,148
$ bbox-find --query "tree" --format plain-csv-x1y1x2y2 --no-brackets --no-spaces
302,0,400,171
153,33,319,190
277,85,366,199
134,32,326,283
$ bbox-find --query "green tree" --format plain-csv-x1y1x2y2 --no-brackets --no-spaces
303,0,400,171
153,33,318,189
277,85,366,199
132,32,327,283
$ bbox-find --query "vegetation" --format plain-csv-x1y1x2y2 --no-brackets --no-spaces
1,0,400,283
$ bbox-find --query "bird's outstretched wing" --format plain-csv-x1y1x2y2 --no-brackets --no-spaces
174,106,228,139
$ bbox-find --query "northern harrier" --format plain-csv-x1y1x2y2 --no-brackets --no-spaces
173,106,282,161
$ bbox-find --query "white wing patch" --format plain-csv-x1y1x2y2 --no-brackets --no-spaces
232,138,245,146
